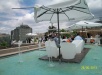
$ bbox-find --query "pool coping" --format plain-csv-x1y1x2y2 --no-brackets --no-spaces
0,44,45,58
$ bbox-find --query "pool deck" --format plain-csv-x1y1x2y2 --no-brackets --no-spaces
0,43,101,57
0,44,102,75
0,43,45,57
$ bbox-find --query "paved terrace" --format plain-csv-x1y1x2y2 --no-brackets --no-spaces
0,43,45,57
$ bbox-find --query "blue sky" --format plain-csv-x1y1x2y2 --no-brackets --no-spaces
20,0,36,6
0,0,102,34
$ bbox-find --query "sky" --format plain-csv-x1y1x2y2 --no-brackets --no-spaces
0,0,102,34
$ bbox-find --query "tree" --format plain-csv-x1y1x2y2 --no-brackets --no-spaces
60,29,66,32
0,41,8,48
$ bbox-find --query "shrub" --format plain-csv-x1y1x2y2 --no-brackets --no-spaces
0,41,8,48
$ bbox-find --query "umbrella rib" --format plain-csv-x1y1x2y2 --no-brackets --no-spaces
61,0,87,12
50,12,55,22
72,8,91,14
45,13,55,14
44,6,57,12
60,6,79,13
60,6,86,13
37,6,57,18
72,6,86,9
72,0,87,6
60,8,71,13
37,10,48,18
60,8,70,20
41,6,56,13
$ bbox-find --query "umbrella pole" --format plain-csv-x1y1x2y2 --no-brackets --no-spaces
57,9,61,63
82,26,83,37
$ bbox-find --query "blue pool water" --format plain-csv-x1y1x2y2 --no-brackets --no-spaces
0,45,102,75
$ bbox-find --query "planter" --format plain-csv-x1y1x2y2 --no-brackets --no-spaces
0,46,7,49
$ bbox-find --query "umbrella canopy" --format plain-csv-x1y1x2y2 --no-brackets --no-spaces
26,33,37,37
34,0,94,23
68,21,102,30
34,0,94,61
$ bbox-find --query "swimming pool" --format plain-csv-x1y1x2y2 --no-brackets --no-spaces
0,45,102,75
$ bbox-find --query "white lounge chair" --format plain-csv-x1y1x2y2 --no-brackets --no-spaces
45,40,59,58
60,42,77,59
72,40,84,53
95,38,100,45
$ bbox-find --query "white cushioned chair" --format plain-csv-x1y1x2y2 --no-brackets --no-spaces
72,40,84,53
45,40,59,58
60,42,77,59
95,38,100,45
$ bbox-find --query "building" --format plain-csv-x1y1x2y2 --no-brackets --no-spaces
11,24,32,43
0,33,10,37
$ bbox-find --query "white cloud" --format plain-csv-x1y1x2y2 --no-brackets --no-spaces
0,0,102,34
86,0,102,9
0,0,31,34
0,27,11,34
86,0,102,18
0,0,20,10
0,0,28,15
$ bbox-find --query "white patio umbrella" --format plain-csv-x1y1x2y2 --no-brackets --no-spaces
26,33,37,37
67,21,102,38
68,21,102,30
26,33,37,43
34,0,94,60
